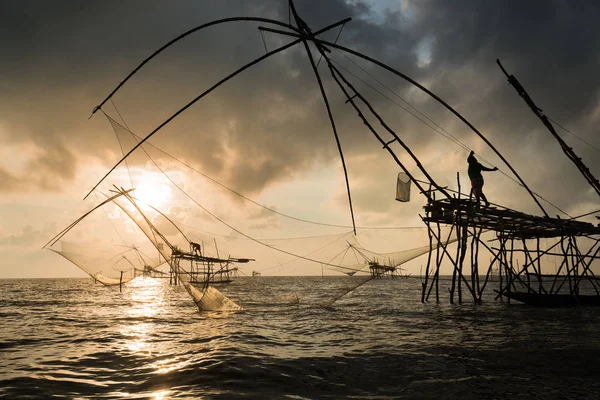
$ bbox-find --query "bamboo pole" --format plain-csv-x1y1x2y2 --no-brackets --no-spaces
327,63,451,200
495,236,541,298
450,197,459,304
430,217,456,301
536,238,543,294
422,215,433,303
474,225,482,299
573,239,600,295
522,240,532,293
325,60,437,201
91,17,351,114
457,173,463,303
550,240,569,294
423,218,477,300
258,27,549,216
470,217,476,301
435,211,441,303
498,237,505,301
509,238,516,293
572,237,580,295
457,224,469,304
288,2,357,234
497,59,600,198
478,248,502,302
85,17,352,200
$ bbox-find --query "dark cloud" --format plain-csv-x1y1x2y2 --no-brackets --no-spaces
1,0,599,216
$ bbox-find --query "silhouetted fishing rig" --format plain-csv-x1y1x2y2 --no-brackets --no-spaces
418,61,600,306
79,1,599,308
368,261,396,279
421,194,600,305
107,186,255,289
170,245,252,287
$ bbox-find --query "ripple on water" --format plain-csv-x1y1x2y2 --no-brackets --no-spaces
2,277,600,398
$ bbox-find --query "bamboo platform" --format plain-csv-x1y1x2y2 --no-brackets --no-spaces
419,196,600,305
169,249,253,286
369,262,396,278
423,198,600,239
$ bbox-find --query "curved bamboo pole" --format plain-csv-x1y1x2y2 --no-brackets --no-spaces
84,18,351,200
91,17,347,115
322,40,549,217
497,59,600,198
43,189,134,248
85,41,299,200
258,26,549,217
328,62,449,200
288,1,356,234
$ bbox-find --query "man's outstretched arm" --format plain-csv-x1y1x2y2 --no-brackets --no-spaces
481,165,498,172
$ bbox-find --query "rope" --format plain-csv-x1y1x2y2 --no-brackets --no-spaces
330,52,572,218
321,276,373,307
103,113,366,271
104,113,424,230
547,116,600,153
259,230,356,273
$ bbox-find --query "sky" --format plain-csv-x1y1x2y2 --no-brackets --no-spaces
1,0,600,278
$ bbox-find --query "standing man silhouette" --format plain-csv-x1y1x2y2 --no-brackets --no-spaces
467,151,497,207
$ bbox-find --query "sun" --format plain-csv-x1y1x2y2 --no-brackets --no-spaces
133,173,172,209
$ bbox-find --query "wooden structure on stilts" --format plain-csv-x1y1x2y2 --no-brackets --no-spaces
417,61,600,306
108,187,254,288
369,261,396,279
170,247,252,287
140,264,169,279
421,195,600,305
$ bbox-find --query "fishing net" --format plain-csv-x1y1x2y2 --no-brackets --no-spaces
100,112,445,278
205,226,458,277
395,172,411,202
50,241,163,286
48,111,463,309
109,195,174,263
184,283,243,311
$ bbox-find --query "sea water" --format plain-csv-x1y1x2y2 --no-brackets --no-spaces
2,276,600,399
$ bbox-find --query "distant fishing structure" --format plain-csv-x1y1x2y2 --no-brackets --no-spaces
45,185,254,303
61,0,599,308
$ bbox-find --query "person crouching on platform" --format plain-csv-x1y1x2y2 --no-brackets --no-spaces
467,151,497,207
190,241,202,256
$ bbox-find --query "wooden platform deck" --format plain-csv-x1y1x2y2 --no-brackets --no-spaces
171,249,253,264
424,198,600,239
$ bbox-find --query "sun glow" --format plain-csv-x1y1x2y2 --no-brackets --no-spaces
133,173,173,209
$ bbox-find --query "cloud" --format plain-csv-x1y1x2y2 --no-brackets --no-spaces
0,134,78,193
1,0,599,218
0,224,56,247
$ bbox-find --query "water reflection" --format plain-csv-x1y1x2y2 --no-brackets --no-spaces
117,278,228,388
151,390,170,400
3,277,600,399
120,322,152,354
150,356,191,375
126,278,166,319
117,279,167,358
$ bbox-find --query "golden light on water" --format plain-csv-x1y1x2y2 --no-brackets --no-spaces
117,278,198,383
151,356,192,375
152,390,171,400
122,322,152,354
127,278,166,318
119,278,167,356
